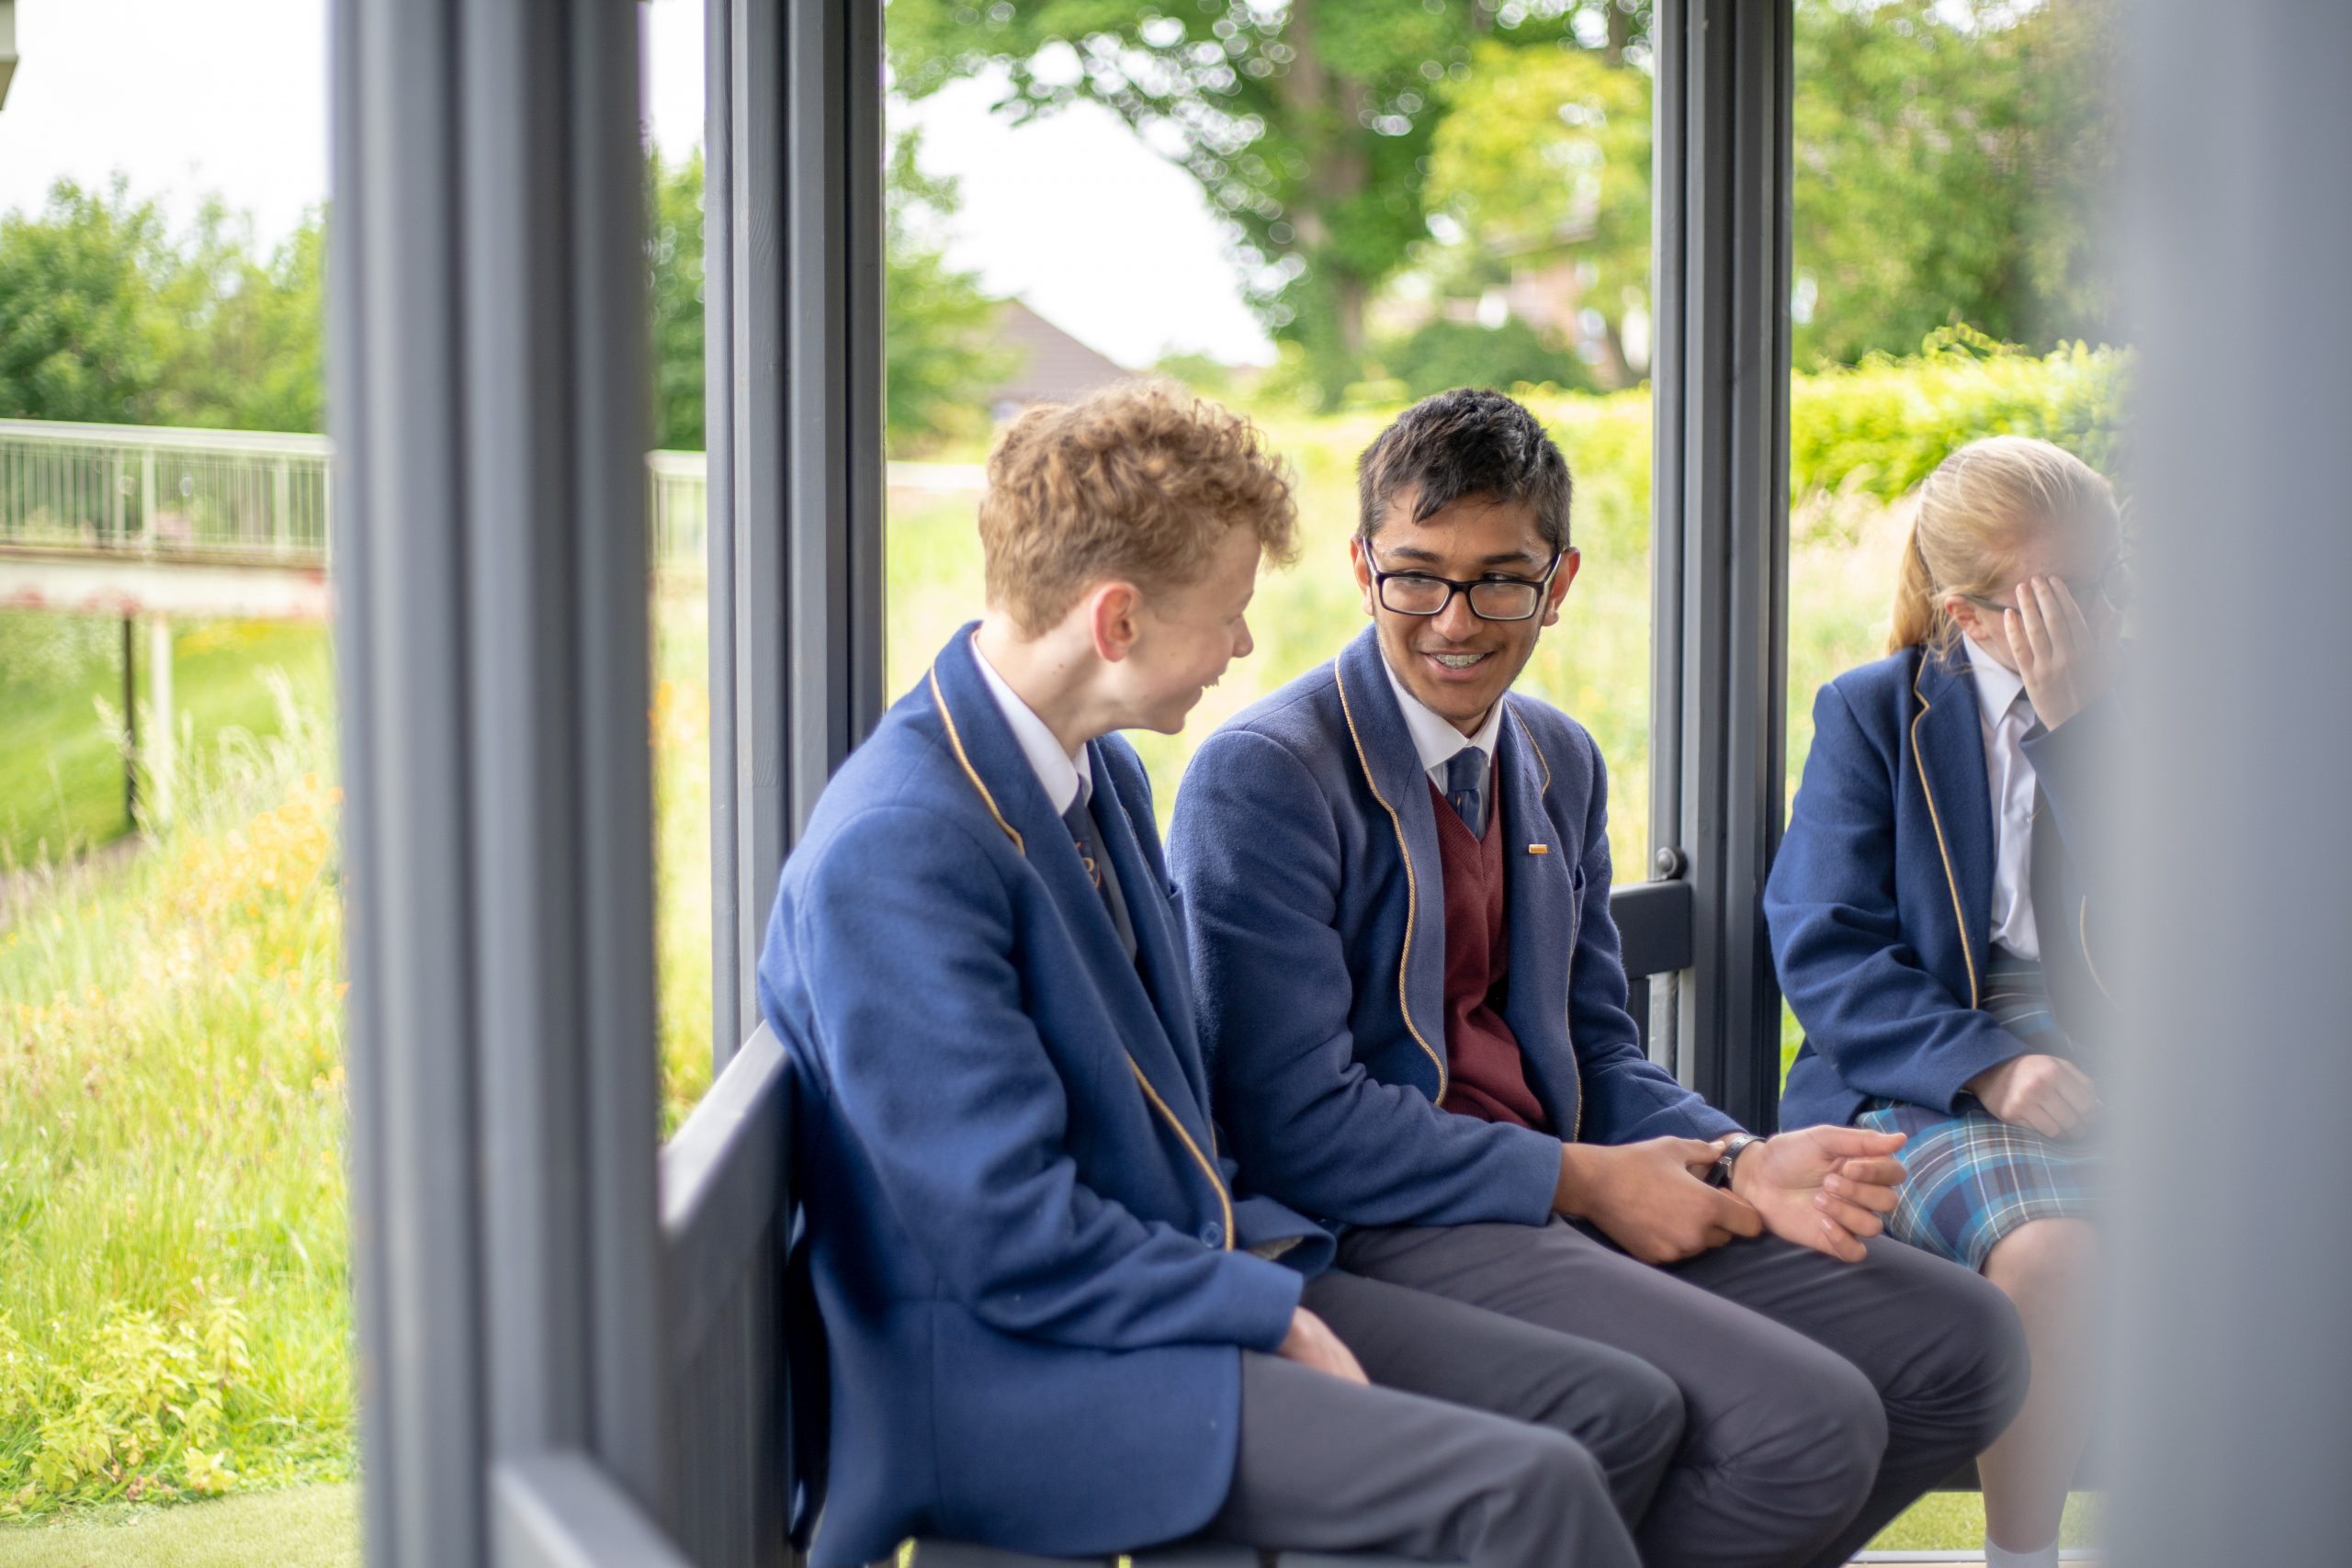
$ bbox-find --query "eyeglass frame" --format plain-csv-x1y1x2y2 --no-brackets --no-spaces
1362,542,1571,623
1953,550,2134,622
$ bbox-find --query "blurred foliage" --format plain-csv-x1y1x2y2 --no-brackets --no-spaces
1792,0,2120,366
0,180,323,433
645,131,1012,453
1372,315,1598,402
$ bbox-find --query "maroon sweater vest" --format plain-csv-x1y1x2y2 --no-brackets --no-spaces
1426,771,1551,1131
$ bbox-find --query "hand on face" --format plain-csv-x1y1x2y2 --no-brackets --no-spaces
1727,1126,1908,1265
2001,574,2114,730
1553,1136,1765,1266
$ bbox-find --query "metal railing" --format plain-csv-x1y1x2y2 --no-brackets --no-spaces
0,420,985,577
0,418,333,563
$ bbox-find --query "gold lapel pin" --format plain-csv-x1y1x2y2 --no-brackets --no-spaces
1527,844,1550,855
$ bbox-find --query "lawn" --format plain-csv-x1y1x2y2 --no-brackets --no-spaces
0,615,334,870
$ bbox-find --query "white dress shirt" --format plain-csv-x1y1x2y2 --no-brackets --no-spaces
1382,656,1507,791
1962,634,2040,960
971,636,1093,814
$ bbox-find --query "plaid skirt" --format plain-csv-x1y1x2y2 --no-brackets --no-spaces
1853,953,2097,1271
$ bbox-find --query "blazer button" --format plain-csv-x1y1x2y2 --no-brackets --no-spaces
1200,1222,1225,1248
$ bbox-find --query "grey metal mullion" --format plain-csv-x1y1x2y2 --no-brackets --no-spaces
1655,0,1794,1133
843,0,888,738
564,0,674,1515
339,0,490,1561
459,0,593,1463
785,0,854,834
728,0,790,1063
705,0,742,1065
1715,4,1793,1132
1645,0,1690,1069
325,3,395,1562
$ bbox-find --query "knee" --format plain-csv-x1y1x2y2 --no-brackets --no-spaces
1503,1427,1615,1512
1922,1258,2035,1445
1774,1354,1890,1507
1987,1217,2101,1310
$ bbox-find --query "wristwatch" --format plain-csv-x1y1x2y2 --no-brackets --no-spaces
1706,1133,1764,1190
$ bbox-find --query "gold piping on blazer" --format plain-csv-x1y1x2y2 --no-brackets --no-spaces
1910,655,1981,1010
1507,702,1553,793
1335,658,1450,1100
1125,1060,1235,1251
931,655,1234,1245
930,661,1025,852
1507,704,1583,1142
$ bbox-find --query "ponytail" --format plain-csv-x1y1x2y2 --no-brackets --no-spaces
1885,524,1951,656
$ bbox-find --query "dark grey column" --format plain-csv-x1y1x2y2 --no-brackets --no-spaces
2109,4,2352,1562
332,2,674,1562
707,0,886,1071
1647,0,1795,1133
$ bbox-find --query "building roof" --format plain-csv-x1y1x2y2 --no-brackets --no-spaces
989,300,1131,409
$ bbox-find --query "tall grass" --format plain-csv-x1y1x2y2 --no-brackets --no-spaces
0,680,350,1516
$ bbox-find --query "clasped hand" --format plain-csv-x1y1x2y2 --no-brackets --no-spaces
1554,1125,1908,1267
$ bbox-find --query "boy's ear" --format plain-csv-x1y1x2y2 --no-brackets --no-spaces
1350,536,1377,617
1084,581,1144,663
1540,547,1581,628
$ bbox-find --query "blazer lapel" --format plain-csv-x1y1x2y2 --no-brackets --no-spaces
926,629,1216,1136
1085,747,1214,1117
1495,702,1584,1127
1334,627,1451,1101
1909,646,1996,1006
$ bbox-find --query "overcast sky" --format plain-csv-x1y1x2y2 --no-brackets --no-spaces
0,0,1272,367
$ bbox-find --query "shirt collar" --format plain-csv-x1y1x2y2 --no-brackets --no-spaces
1380,649,1508,778
1961,632,2030,721
970,635,1092,815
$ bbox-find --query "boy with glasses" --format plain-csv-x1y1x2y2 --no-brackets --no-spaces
1169,388,2030,1568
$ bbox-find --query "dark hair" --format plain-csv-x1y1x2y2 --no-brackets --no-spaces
1356,388,1573,552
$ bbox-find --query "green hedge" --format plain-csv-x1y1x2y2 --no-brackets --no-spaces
1485,333,2131,557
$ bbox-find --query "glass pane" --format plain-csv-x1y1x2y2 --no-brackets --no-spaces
643,0,715,1129
1783,3,2123,1548
881,5,1655,874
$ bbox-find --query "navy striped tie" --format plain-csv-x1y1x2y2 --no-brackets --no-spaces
1445,747,1487,839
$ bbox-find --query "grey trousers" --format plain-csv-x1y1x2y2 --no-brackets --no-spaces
1204,1270,1653,1568
1338,1219,2030,1568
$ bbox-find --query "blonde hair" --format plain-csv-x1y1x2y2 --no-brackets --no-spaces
977,379,1299,636
1887,434,2120,655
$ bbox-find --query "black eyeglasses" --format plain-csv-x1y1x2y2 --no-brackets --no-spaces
1957,552,2135,621
1366,546,1566,622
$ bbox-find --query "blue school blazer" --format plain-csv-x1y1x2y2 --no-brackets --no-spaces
1766,643,2120,1132
758,626,1333,1568
1167,626,1737,1235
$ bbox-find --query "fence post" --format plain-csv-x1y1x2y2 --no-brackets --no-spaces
139,447,156,552
275,457,293,556
142,614,175,830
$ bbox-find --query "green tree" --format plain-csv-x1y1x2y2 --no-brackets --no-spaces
1792,0,2118,366
648,147,707,451
880,132,1013,449
1423,38,1650,388
0,178,174,424
644,132,1009,452
888,0,1649,405
153,202,327,433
